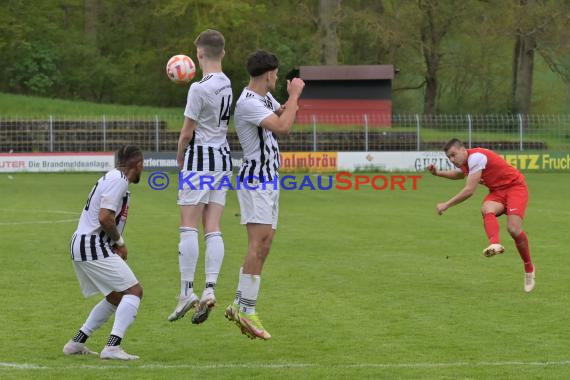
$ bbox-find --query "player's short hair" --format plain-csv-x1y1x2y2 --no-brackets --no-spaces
443,138,464,152
116,145,143,167
194,29,225,59
246,50,279,77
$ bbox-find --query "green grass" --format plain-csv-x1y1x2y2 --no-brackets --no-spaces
0,92,186,130
0,172,568,379
0,92,181,119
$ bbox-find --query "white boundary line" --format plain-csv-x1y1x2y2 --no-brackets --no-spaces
0,209,78,226
0,209,77,215
0,219,77,226
2,360,570,370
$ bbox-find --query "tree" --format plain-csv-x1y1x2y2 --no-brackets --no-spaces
357,0,469,114
417,0,467,114
508,0,570,113
318,0,341,64
84,0,100,41
511,0,537,114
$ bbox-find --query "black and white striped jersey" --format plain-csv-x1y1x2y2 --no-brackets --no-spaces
70,169,130,261
183,72,233,172
234,88,281,182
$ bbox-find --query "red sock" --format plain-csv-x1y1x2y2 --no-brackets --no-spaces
483,213,500,244
514,231,534,273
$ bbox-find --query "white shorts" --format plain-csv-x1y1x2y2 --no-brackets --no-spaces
178,171,232,206
73,255,139,298
237,182,279,229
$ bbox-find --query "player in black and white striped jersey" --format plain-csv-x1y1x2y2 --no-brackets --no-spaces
169,29,233,324
224,50,305,340
236,91,281,183
63,145,144,361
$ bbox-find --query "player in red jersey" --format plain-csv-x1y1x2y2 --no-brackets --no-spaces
428,138,535,292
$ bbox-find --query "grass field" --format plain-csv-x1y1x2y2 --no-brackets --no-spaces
0,172,569,379
0,93,181,119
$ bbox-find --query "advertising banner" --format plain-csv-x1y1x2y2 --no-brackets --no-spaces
279,152,338,172
337,152,453,172
499,153,570,171
0,152,114,173
142,151,243,172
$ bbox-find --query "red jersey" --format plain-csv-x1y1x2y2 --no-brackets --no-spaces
460,148,525,191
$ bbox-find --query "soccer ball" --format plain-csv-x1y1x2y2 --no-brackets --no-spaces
166,55,196,84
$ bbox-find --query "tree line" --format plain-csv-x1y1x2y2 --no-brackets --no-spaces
1,0,569,114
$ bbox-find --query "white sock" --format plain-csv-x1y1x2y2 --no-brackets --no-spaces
233,267,243,305
179,227,199,296
239,272,261,314
110,294,140,339
81,299,117,336
205,231,224,285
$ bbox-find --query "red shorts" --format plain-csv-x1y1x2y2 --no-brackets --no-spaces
483,183,528,218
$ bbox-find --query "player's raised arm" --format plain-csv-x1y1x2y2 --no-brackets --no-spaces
436,170,481,215
428,164,465,180
260,78,304,135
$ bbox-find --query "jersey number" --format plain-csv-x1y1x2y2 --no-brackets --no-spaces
218,95,232,128
84,182,99,211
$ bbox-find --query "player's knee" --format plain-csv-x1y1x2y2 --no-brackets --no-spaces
507,224,521,237
248,241,268,261
135,285,144,299
124,283,143,299
106,292,123,306
262,239,272,255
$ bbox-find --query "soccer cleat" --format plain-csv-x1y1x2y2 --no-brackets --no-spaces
238,312,272,340
224,303,240,323
63,340,98,356
100,345,139,360
168,293,199,322
483,243,505,257
524,269,536,293
191,293,216,324
224,303,254,338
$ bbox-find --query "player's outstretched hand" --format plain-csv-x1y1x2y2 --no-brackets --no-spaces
113,245,128,261
287,78,305,97
427,164,437,175
436,202,448,215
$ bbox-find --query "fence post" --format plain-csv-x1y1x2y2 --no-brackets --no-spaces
312,114,317,152
102,114,107,151
49,115,53,152
415,114,420,151
155,115,160,152
364,114,369,152
467,114,472,148
517,113,523,151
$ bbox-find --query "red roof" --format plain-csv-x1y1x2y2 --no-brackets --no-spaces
299,65,395,80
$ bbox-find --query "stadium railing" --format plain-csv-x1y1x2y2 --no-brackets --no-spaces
0,114,569,152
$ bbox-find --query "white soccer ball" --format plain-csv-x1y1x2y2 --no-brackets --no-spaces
166,55,196,84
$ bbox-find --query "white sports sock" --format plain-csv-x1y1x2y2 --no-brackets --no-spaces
179,227,199,296
81,299,117,336
239,272,261,314
110,294,140,339
233,267,243,305
205,231,224,284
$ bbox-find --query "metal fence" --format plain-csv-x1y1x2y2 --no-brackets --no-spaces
1,114,569,153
